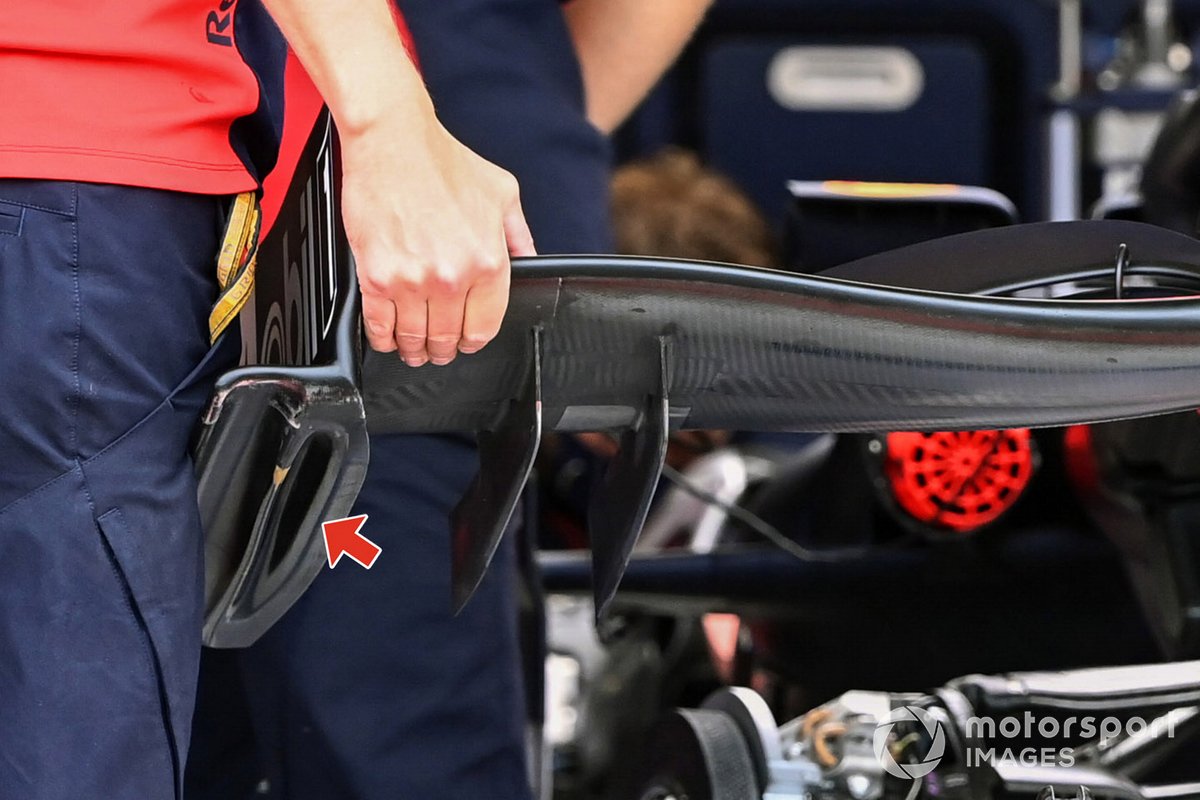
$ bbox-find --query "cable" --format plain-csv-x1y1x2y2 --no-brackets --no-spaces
659,462,888,563
812,721,847,768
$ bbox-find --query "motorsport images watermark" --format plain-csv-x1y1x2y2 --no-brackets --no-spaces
873,706,1180,777
873,707,947,779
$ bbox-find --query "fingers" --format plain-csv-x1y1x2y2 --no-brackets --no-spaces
426,285,466,365
392,287,430,367
460,261,510,354
363,256,504,364
361,293,398,353
452,193,527,357
457,194,528,354
347,143,529,366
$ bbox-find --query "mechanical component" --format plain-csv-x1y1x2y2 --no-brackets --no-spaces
1041,782,1099,800
877,429,1036,535
615,708,760,800
767,691,891,800
1037,786,1092,800
703,688,783,791
1115,244,1131,299
625,663,1200,800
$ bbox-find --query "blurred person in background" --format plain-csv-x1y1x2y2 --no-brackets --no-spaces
542,147,777,556
611,147,779,265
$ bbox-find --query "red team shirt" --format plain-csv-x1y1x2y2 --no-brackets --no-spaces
1,1,414,198
1,1,276,193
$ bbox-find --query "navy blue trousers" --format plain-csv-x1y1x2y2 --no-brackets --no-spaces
0,180,226,799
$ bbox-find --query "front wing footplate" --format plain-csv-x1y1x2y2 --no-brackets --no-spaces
194,113,367,648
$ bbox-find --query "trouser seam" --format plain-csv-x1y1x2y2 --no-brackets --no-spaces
0,464,78,520
80,466,184,800
67,184,81,458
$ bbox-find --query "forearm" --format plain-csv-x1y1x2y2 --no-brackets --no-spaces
258,0,534,365
563,0,713,134
259,0,432,139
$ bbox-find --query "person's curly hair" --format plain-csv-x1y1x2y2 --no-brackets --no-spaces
611,148,778,268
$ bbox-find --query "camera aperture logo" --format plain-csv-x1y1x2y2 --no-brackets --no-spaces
873,706,946,779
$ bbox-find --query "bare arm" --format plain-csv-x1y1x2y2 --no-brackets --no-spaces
563,0,713,134
260,0,535,365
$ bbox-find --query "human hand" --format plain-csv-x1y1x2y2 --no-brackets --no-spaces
341,112,536,366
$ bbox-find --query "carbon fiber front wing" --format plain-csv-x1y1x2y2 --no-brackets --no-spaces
193,116,1200,647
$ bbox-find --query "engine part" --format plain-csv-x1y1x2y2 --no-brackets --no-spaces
626,662,1200,800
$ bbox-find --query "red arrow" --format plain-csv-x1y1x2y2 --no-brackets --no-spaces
322,514,381,569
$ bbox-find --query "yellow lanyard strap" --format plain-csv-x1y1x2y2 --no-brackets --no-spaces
209,191,262,342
